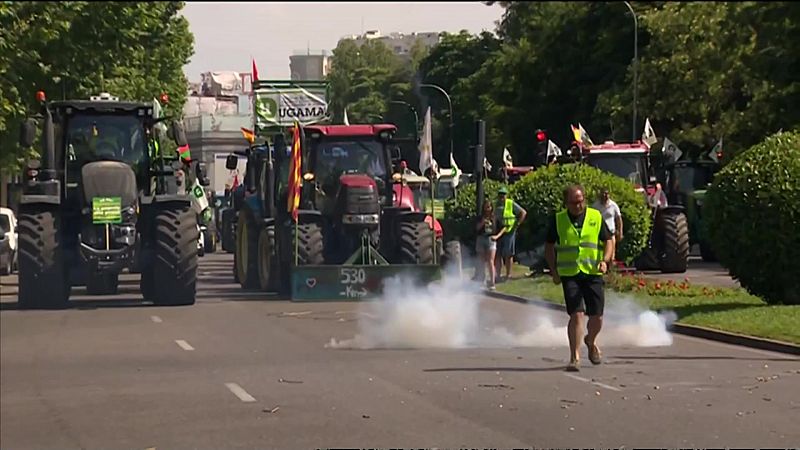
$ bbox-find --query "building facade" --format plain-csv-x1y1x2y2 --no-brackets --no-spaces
339,30,442,58
289,50,331,81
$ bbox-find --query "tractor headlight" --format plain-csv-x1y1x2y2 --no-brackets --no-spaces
342,214,379,225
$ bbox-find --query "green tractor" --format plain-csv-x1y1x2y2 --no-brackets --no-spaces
17,91,200,308
659,159,720,261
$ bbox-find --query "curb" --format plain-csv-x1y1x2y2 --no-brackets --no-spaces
484,290,800,357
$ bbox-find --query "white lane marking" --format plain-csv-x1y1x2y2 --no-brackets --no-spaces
225,382,256,402
175,339,195,351
564,373,622,392
150,315,163,323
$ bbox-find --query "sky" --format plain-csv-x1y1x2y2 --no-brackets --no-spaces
180,1,505,81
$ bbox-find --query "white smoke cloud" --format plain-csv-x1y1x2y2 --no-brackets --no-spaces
326,272,675,350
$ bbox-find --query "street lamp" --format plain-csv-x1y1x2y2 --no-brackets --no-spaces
419,83,454,161
624,1,638,143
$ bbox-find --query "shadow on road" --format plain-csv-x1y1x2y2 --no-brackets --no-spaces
616,355,799,362
424,366,566,373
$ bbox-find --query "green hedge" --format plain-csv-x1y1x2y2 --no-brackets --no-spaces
705,131,800,305
445,164,652,263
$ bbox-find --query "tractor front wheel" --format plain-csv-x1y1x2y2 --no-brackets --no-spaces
17,209,69,309
398,221,435,264
148,205,198,306
257,225,280,291
660,210,690,273
236,209,260,290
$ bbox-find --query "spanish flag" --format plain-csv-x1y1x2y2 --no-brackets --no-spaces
286,122,302,221
241,127,255,144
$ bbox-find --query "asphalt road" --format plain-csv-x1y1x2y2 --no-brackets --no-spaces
1,253,798,449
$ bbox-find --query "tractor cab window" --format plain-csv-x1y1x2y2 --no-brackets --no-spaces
435,180,455,200
586,153,647,186
65,114,146,167
670,165,716,194
314,139,387,184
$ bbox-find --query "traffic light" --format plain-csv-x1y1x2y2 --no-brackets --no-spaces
535,129,548,164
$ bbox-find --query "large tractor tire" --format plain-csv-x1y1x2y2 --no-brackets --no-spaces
660,210,690,273
86,272,119,295
634,247,660,271
221,209,237,253
146,205,198,306
257,225,280,292
203,225,217,254
17,209,70,309
292,222,325,266
235,209,260,290
442,239,463,278
398,221,435,264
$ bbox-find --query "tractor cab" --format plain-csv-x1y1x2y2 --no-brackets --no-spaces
662,159,720,207
581,141,653,193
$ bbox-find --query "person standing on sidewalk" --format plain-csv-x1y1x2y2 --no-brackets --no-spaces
592,188,623,260
545,184,614,372
495,186,527,281
475,198,506,290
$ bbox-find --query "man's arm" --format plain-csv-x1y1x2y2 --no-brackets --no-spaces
615,205,623,240
514,201,527,229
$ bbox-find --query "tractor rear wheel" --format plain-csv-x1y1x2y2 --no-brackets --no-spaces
257,224,280,291
221,208,236,253
236,209,260,290
149,205,198,306
634,247,660,271
17,209,69,309
660,210,690,273
398,221,435,264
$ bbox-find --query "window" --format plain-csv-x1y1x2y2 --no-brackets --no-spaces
586,154,647,186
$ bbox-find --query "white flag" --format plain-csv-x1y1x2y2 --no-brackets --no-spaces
503,147,514,168
642,118,658,147
708,138,722,163
662,137,683,163
343,108,350,126
450,152,462,188
418,107,433,175
578,123,595,147
483,157,492,173
547,140,562,158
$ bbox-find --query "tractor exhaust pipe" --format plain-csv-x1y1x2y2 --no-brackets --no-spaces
42,105,56,172
474,119,486,216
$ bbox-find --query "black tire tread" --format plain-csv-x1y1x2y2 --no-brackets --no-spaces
399,221,435,264
292,222,324,266
660,211,690,273
149,205,198,305
237,209,260,290
17,209,69,309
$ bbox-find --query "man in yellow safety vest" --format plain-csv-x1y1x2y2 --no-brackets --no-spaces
494,186,526,281
544,184,614,372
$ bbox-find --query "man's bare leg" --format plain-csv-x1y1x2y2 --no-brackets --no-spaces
568,312,584,367
585,315,603,364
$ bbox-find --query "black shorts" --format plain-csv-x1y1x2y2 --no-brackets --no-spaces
562,274,605,316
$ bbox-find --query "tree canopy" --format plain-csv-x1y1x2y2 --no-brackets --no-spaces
0,1,194,171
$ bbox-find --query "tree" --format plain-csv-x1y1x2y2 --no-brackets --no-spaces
0,2,194,172
597,2,800,155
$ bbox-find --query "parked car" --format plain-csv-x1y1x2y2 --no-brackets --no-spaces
0,207,17,274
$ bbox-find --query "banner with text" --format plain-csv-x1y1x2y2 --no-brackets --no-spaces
255,85,329,131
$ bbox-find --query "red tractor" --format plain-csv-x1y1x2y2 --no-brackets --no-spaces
579,141,690,273
233,123,443,300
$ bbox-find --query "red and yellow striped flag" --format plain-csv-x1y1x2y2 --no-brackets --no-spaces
286,122,302,222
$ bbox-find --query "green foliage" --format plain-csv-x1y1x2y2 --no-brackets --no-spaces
597,2,800,156
705,131,800,305
0,2,194,172
508,164,651,263
445,164,652,263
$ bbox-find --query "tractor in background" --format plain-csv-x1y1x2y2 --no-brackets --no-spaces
656,157,721,261
578,141,690,273
17,91,200,308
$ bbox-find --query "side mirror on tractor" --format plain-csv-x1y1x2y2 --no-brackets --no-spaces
225,154,239,171
19,119,36,148
170,120,188,147
196,162,210,187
